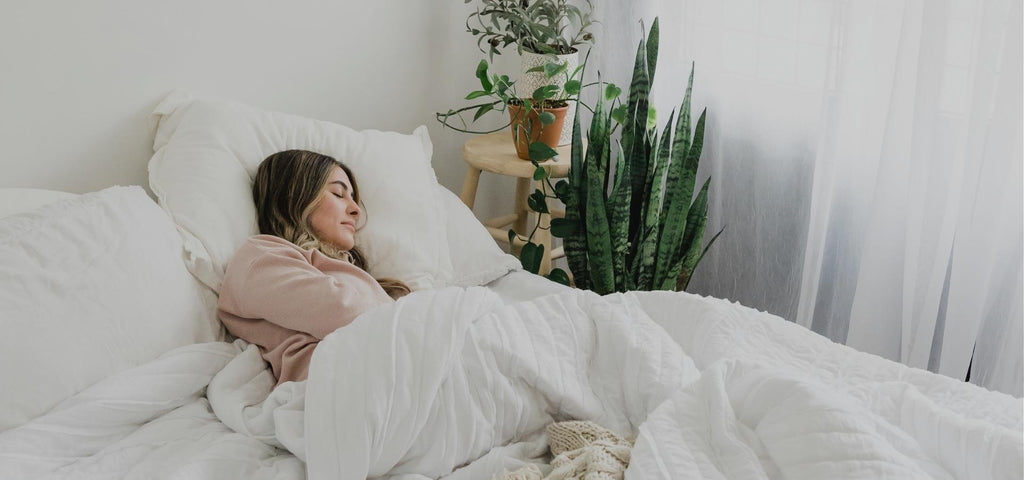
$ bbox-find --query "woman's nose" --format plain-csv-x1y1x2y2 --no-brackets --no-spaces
348,202,360,216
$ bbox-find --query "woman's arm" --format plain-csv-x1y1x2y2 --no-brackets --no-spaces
226,240,389,339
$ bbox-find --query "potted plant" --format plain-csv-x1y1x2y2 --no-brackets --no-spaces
436,58,580,161
532,18,723,293
463,0,596,146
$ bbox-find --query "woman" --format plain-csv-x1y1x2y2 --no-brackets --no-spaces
218,149,410,385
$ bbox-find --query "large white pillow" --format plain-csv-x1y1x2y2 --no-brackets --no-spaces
0,186,222,431
148,91,453,292
436,185,522,286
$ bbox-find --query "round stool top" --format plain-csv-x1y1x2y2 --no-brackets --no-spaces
462,130,575,178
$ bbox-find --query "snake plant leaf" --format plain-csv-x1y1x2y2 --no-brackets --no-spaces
476,60,492,91
634,114,674,289
670,177,711,291
622,28,653,260
545,267,571,286
529,141,558,161
585,87,614,294
520,242,544,274
646,18,660,92
647,105,657,131
655,115,700,288
565,53,590,291
607,141,632,291
680,225,724,291
678,64,695,155
550,217,577,238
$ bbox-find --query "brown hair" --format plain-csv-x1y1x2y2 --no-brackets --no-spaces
252,149,411,299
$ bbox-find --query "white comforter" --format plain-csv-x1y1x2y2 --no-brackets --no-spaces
3,286,1020,479
298,287,1022,480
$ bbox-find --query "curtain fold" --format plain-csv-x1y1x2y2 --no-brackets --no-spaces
592,0,1023,395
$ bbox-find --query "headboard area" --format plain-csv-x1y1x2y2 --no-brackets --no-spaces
0,0,492,199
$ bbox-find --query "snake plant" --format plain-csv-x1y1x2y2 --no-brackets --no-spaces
548,18,722,294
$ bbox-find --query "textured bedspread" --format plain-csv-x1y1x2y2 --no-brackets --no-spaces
299,287,1022,480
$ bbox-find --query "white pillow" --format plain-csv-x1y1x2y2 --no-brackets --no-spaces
147,90,453,292
436,185,522,285
0,186,222,431
0,188,75,218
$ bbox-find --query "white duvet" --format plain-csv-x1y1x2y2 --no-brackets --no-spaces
3,286,1020,479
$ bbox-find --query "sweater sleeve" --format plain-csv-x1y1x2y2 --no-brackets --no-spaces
230,241,386,340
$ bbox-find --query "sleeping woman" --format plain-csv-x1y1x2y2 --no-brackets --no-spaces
217,149,410,385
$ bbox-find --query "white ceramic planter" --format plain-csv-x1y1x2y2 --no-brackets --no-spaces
519,50,579,146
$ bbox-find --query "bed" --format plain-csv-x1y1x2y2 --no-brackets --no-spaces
0,92,1020,480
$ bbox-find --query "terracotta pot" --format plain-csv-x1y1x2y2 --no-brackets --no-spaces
507,103,569,161
519,50,579,146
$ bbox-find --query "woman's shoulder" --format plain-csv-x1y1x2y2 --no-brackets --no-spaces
230,235,310,269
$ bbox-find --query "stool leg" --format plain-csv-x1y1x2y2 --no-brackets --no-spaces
535,179,553,275
513,176,531,235
460,166,482,210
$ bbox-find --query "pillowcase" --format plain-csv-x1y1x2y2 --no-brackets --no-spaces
436,185,522,286
0,188,76,218
0,186,222,431
148,90,453,292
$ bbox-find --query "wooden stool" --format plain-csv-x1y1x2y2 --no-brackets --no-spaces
460,130,573,275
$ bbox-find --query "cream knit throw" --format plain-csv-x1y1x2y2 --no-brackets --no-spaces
497,421,634,480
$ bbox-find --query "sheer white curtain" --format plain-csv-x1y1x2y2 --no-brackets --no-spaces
590,0,1023,395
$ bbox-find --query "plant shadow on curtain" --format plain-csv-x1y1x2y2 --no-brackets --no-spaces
591,0,1023,396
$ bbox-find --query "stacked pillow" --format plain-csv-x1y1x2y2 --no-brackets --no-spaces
0,186,222,430
148,90,520,292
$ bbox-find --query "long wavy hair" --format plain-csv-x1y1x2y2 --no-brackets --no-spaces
252,149,410,299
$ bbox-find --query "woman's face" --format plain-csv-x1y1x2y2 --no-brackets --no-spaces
309,166,360,252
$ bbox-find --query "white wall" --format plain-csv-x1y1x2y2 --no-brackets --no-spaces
0,0,518,219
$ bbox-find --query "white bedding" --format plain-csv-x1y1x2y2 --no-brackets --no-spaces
4,276,1020,480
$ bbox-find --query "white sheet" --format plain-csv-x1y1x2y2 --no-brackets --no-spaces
0,342,303,480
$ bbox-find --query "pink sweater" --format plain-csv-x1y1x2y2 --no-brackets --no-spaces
217,235,394,384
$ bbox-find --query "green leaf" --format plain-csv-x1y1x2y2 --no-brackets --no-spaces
525,65,546,73
528,189,549,214
465,90,490,100
544,61,568,78
508,229,516,245
610,104,627,126
550,217,577,238
476,60,492,91
564,80,581,95
554,179,570,200
539,111,556,125
473,103,494,121
533,166,548,181
604,83,622,101
529,141,558,161
647,105,657,130
520,242,544,274
532,85,559,101
545,268,571,286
